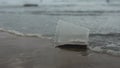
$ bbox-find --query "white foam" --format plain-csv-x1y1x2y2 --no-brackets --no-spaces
7,30,25,36
0,28,52,39
106,44,118,47
89,46,120,56
107,50,120,56
90,47,103,52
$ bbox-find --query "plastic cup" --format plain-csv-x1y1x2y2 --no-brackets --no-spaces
54,20,89,47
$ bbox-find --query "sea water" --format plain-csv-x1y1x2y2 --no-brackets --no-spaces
0,6,120,56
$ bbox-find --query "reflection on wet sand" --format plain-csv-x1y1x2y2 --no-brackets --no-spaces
56,45,89,56
55,46,90,68
55,44,120,68
0,31,120,68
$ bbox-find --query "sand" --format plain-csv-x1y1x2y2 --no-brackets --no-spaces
0,31,120,68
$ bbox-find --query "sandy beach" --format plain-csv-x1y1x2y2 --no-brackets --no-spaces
0,31,120,68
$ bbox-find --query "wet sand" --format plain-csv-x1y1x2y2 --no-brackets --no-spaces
0,31,120,68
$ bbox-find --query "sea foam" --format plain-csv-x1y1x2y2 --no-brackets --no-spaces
0,28,52,39
89,45,120,56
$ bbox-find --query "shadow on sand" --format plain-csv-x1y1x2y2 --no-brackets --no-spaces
56,44,89,56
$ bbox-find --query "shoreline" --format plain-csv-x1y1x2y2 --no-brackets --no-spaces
0,28,120,56
0,31,120,68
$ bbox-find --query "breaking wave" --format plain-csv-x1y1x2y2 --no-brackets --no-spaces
0,28,120,56
0,28,52,39
89,46,120,56
89,34,120,56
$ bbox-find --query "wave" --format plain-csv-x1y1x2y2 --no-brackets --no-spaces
89,46,120,56
0,28,52,39
0,10,120,16
0,28,120,56
89,33,120,56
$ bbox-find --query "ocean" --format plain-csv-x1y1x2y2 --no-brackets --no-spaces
0,5,120,56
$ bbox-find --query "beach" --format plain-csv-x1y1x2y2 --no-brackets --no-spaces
0,31,120,68
0,1,120,68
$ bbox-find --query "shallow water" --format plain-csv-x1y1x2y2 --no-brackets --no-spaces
0,7,120,35
0,7,120,56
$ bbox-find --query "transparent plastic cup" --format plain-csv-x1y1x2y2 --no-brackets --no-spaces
54,20,89,47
